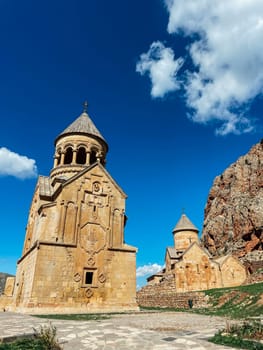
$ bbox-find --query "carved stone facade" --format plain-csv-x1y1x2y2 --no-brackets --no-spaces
141,214,246,297
1,106,138,313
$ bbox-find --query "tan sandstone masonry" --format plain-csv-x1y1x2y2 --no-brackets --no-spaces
137,274,208,309
146,213,247,294
136,284,208,309
0,106,138,313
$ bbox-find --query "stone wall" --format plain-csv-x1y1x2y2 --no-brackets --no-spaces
244,260,263,284
0,273,13,295
137,277,208,309
173,243,223,292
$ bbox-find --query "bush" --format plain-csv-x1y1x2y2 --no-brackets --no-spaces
0,323,62,350
34,323,62,350
211,332,263,350
210,320,263,350
225,320,263,340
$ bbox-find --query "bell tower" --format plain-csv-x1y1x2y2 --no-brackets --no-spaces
50,102,108,181
172,213,199,251
7,102,138,314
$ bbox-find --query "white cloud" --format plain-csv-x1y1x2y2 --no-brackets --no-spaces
0,147,38,179
0,258,17,275
136,263,163,277
136,41,184,98
137,0,263,135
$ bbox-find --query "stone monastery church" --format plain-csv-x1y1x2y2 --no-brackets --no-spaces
1,104,248,313
146,213,247,292
1,104,138,313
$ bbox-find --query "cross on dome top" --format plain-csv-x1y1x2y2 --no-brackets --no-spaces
83,101,88,113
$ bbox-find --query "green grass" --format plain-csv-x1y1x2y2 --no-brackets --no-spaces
210,332,263,350
140,282,263,319
140,283,263,349
140,306,185,312
35,313,110,321
209,320,263,349
0,338,46,350
0,324,62,350
201,282,263,319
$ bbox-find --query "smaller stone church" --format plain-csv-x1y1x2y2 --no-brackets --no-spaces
146,213,246,292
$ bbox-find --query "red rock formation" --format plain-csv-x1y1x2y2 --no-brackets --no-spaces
202,140,263,272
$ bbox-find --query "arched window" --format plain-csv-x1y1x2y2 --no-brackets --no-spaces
90,150,97,165
57,152,61,165
76,147,86,164
64,147,73,164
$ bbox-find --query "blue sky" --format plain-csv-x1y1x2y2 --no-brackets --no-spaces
0,0,262,288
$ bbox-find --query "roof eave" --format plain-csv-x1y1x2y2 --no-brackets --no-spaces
54,131,108,152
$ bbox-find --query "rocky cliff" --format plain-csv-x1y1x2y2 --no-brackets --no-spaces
202,140,263,272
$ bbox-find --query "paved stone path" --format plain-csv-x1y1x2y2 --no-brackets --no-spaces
0,311,236,349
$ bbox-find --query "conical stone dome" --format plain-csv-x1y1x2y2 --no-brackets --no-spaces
172,213,199,251
55,110,108,152
50,104,108,181
172,214,199,234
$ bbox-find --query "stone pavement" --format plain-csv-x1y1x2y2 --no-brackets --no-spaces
0,311,236,349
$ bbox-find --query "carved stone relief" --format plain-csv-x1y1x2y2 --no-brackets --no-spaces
98,273,106,284
73,273,81,282
92,181,102,194
86,288,93,298
80,224,106,255
87,257,95,266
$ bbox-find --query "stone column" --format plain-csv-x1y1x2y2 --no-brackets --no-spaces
86,151,91,166
61,152,65,165
96,151,103,163
72,149,77,164
53,156,58,168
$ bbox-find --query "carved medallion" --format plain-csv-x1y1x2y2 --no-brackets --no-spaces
98,273,106,283
73,273,81,282
93,181,101,193
86,288,93,298
80,224,106,254
87,257,95,266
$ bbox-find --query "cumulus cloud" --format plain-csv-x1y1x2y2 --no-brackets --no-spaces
136,263,163,277
137,0,263,135
0,147,38,179
136,41,184,98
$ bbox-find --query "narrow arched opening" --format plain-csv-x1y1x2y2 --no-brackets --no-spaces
64,147,73,164
76,147,86,164
57,152,61,165
90,150,97,165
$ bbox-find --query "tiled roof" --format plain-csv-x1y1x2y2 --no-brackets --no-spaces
214,255,229,265
167,247,182,259
153,270,165,276
55,111,108,148
172,214,199,233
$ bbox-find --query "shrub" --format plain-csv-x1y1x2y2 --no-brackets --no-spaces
33,323,62,350
210,320,263,350
211,332,263,350
0,324,62,350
